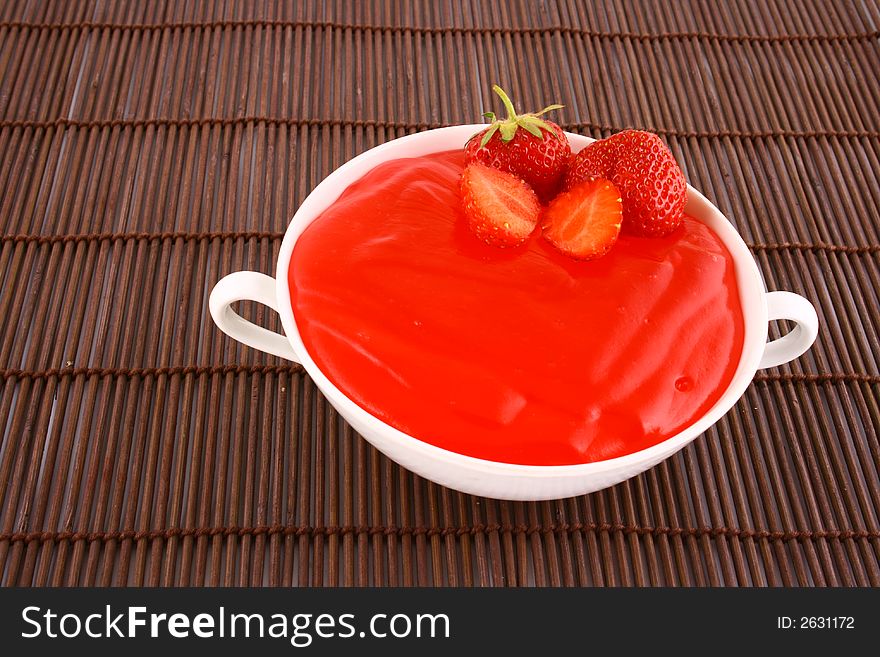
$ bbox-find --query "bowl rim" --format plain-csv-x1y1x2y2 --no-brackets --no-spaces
272,124,768,476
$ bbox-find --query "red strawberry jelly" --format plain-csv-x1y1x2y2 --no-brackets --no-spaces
289,150,745,465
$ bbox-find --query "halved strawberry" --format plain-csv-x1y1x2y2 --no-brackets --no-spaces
460,163,541,247
542,178,622,260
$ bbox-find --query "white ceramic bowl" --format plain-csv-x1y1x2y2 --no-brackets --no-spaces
209,125,818,501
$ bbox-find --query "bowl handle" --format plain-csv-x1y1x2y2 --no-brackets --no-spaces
758,291,819,369
209,271,300,363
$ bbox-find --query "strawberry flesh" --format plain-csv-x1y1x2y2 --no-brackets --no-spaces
460,163,541,247
542,178,622,260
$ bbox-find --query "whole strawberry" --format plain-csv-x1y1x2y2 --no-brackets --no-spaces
465,85,571,203
565,130,687,237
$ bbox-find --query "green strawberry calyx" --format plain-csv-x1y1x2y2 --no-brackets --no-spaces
473,85,564,148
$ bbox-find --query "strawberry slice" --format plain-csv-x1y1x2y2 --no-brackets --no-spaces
460,163,541,247
541,178,622,260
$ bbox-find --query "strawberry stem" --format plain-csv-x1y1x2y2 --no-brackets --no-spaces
492,85,519,121
534,104,564,117
467,85,565,147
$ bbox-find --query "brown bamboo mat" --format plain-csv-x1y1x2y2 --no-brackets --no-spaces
0,0,878,587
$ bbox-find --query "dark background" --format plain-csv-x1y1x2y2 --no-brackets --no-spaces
0,1,878,586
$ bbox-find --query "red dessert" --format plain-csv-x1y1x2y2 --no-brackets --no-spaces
289,150,744,466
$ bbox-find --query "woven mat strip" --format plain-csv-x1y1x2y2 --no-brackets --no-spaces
1,117,878,139
1,232,878,254
1,20,879,45
2,523,878,544
0,367,877,384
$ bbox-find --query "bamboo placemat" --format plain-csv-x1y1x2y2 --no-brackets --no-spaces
0,0,878,586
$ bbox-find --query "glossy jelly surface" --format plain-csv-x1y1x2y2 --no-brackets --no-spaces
290,150,744,465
